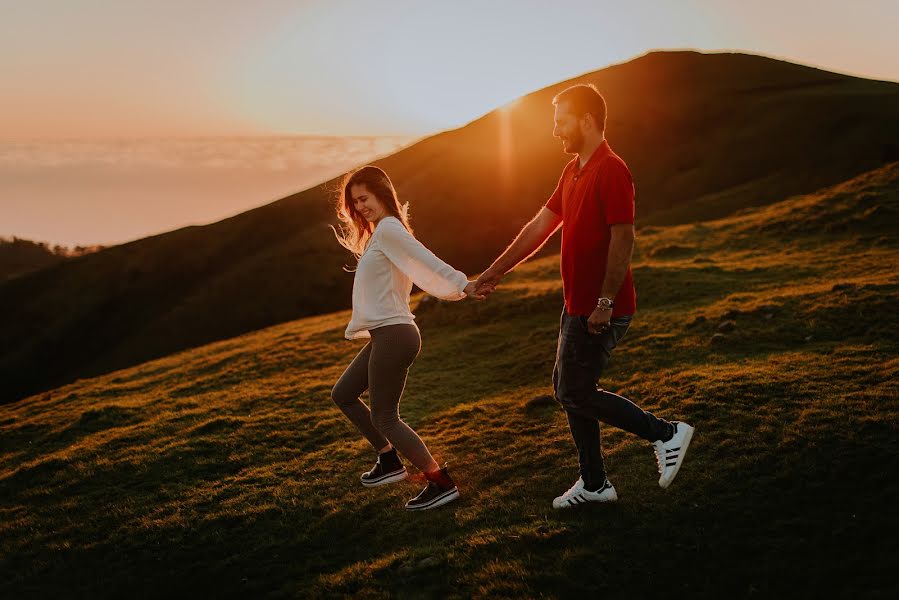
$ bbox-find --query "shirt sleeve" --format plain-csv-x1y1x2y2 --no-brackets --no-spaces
377,218,469,300
544,170,565,216
601,160,635,225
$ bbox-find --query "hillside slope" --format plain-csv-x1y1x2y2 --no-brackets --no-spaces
3,50,898,404
1,164,897,598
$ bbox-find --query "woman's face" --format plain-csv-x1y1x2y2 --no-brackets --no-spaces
350,183,389,224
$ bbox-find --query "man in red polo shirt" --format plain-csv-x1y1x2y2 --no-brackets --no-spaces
475,84,694,509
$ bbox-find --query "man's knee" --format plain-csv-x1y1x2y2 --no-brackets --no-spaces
554,381,594,410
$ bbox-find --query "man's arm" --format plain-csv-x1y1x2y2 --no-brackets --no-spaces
586,223,635,333
600,224,634,300
476,207,562,290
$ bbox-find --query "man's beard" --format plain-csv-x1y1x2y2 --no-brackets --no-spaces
564,130,584,154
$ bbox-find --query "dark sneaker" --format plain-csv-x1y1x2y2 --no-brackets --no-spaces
360,449,407,487
405,465,459,511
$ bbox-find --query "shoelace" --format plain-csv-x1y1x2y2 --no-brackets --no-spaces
652,441,665,474
562,480,583,499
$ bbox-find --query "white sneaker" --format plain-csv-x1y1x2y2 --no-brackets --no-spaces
552,477,618,509
653,421,695,489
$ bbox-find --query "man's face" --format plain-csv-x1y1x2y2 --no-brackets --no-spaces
553,101,585,155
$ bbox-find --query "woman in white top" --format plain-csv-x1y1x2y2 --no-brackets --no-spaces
330,165,481,511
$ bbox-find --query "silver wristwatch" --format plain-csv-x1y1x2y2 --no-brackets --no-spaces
597,297,614,310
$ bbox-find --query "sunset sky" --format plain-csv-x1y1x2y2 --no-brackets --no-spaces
2,0,897,139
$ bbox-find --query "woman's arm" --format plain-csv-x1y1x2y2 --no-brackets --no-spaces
377,219,470,301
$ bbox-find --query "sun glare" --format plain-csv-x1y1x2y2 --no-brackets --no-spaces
501,98,523,112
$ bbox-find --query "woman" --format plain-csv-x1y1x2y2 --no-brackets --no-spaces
329,165,481,511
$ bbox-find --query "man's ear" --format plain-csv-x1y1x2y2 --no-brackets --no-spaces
580,113,595,133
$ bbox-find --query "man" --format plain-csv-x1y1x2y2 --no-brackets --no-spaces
475,84,694,509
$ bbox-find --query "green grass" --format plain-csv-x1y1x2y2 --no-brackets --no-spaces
1,165,898,598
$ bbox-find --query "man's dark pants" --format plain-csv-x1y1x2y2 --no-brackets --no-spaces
552,307,673,490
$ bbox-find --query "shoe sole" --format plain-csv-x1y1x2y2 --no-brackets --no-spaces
552,487,618,509
360,469,408,488
404,488,460,511
660,425,694,489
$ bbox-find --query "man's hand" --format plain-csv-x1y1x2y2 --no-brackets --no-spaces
472,270,502,300
586,306,613,335
463,280,490,300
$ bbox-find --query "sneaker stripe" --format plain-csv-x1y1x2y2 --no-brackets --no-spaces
361,467,407,487
406,488,459,511
363,468,406,482
419,487,457,507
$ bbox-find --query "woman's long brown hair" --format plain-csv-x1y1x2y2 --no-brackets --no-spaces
330,165,413,267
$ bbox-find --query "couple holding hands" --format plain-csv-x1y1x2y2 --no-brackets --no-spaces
330,84,693,511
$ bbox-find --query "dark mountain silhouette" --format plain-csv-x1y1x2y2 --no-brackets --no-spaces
2,50,898,403
0,238,103,282
0,238,67,282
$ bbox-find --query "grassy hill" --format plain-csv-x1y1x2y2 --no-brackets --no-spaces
3,51,899,406
1,164,896,598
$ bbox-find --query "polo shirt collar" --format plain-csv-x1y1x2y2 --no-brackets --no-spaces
575,139,610,174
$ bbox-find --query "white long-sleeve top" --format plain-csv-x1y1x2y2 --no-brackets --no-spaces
344,216,469,340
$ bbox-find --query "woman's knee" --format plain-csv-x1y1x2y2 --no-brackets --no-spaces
331,383,353,408
371,407,400,434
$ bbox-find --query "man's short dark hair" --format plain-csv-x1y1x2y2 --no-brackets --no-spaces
552,84,607,133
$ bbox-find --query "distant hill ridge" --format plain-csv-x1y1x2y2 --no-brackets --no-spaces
2,50,898,403
0,237,104,283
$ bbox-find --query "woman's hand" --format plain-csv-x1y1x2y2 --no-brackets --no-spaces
472,270,501,299
464,280,490,301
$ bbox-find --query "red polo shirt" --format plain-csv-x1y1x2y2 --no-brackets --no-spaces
545,140,637,317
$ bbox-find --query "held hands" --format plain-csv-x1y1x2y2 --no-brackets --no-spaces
463,280,489,300
463,279,497,301
464,270,502,301
586,306,613,335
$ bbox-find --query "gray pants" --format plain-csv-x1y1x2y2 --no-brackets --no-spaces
331,323,438,473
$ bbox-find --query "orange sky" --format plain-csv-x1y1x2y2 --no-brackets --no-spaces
0,137,414,246
1,0,897,139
